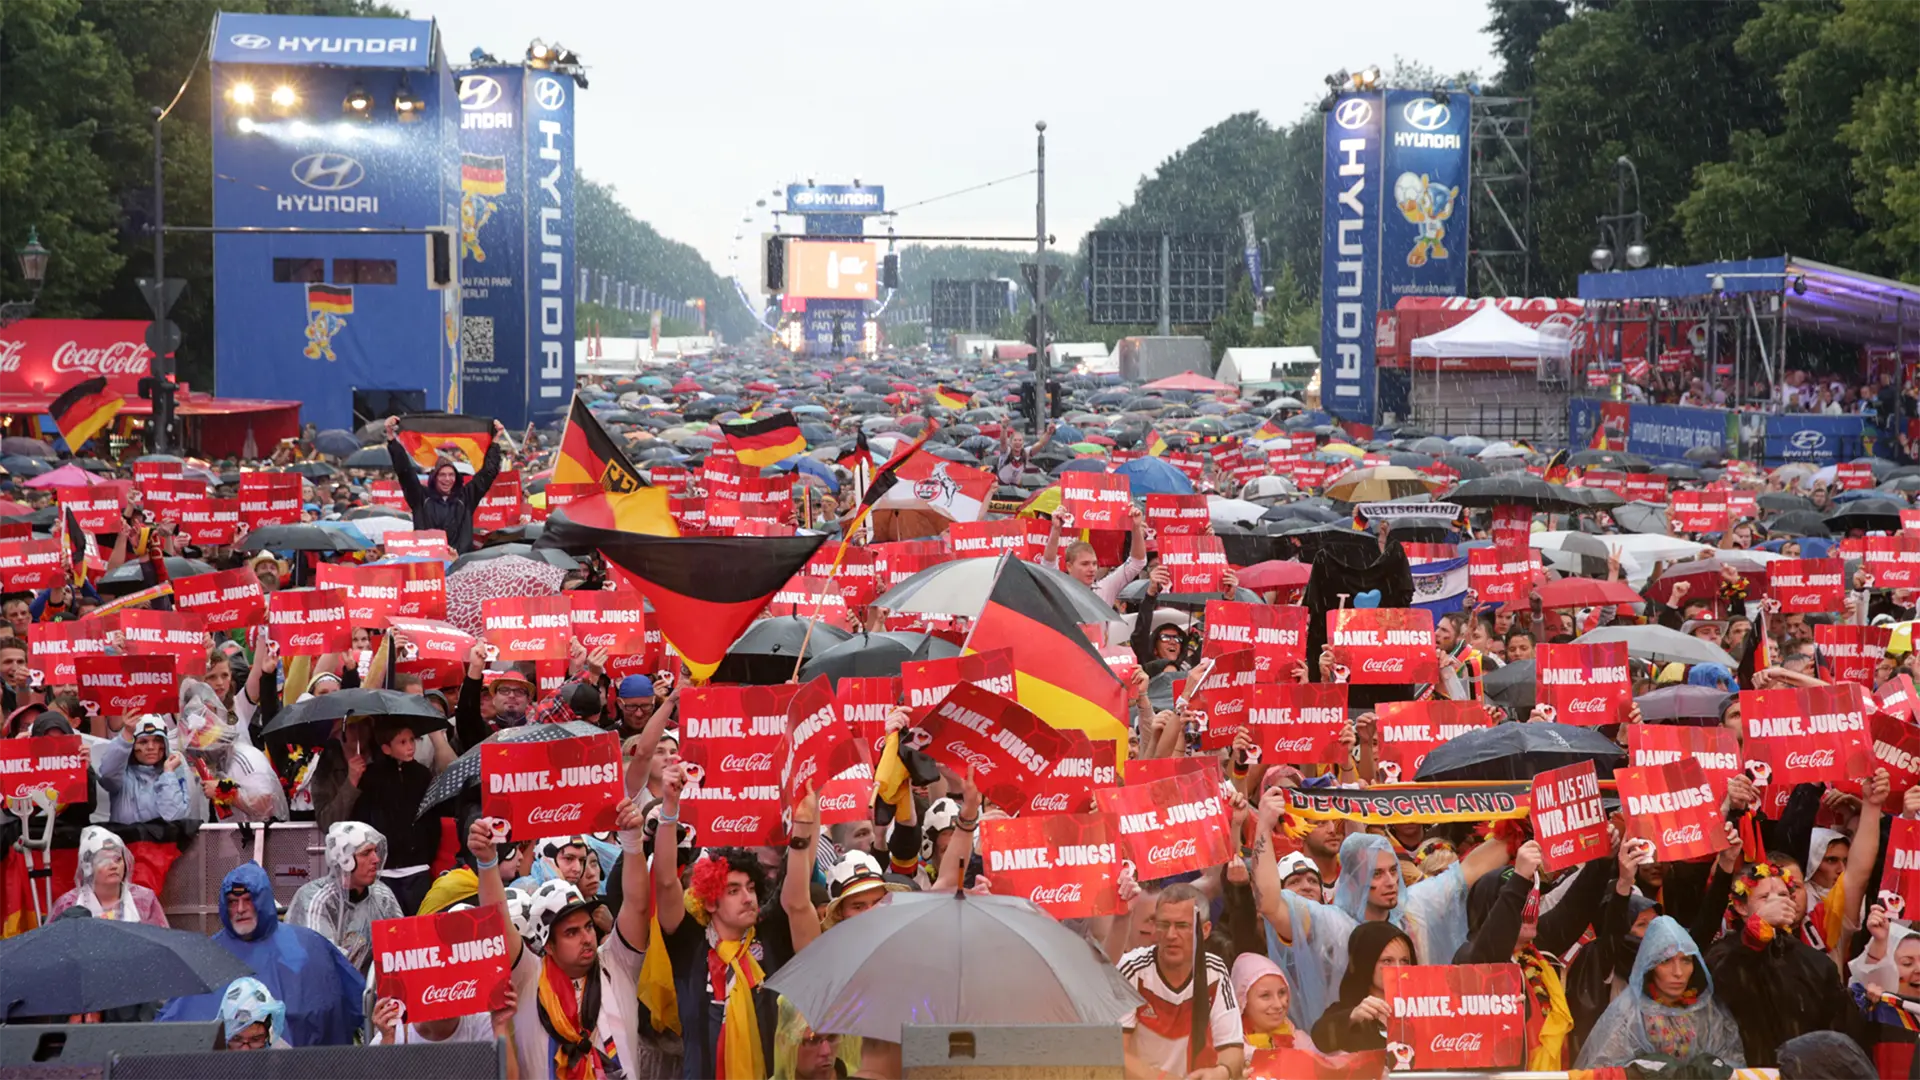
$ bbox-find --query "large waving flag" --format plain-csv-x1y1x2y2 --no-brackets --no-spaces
932,385,970,411
723,410,806,468
555,395,644,493
1143,430,1169,458
48,377,123,454
394,413,493,469
540,510,821,682
873,453,994,523
1406,547,1469,617
963,556,1128,751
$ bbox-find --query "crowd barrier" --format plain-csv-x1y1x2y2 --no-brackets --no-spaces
156,823,326,936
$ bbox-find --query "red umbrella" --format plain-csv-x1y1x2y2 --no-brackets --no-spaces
1537,577,1644,609
1084,434,1116,447
671,378,702,393
0,499,28,517
1234,560,1313,591
890,381,918,392
745,380,779,393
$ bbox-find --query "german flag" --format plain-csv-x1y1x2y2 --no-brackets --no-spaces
855,425,936,513
395,413,494,469
1542,448,1571,486
307,283,353,315
933,385,969,411
963,555,1128,752
1143,430,1169,458
555,395,645,494
538,509,821,681
542,488,677,539
460,153,506,196
59,504,88,587
48,376,123,454
722,411,806,468
836,429,873,474
1253,417,1285,441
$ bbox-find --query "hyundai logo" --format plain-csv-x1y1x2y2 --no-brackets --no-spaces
1402,98,1451,131
458,75,502,110
291,153,365,192
534,76,566,111
229,33,272,49
1333,98,1373,130
1789,430,1827,451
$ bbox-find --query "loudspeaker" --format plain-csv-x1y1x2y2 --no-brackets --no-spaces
104,1038,504,1079
763,234,787,294
425,228,457,289
901,1024,1122,1080
0,1021,219,1068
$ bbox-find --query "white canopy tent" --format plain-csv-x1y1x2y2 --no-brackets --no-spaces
1410,305,1572,360
1217,346,1319,387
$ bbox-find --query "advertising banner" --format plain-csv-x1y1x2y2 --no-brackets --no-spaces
1028,730,1098,815
392,560,448,620
1534,641,1631,725
835,677,900,757
1817,624,1891,686
1383,964,1525,1072
0,538,63,592
1381,89,1471,304
237,472,303,528
0,318,152,397
0,734,90,805
1159,535,1227,596
1624,404,1736,464
176,499,240,546
315,563,406,625
1530,761,1607,872
1669,490,1729,534
1864,536,1920,589
481,731,622,836
524,70,575,425
1627,724,1741,794
1375,700,1493,783
948,519,1041,560
481,595,571,660
1058,473,1133,530
118,609,209,678
1743,684,1873,787
385,616,477,668
137,477,208,523
1321,91,1384,424
1183,648,1259,750
912,683,1069,811
678,685,795,847
75,654,178,716
1144,494,1212,537
372,906,512,1025
1884,818,1920,921
28,618,112,685
173,568,269,634
456,66,529,427
267,588,350,656
1616,758,1729,862
1467,546,1536,607
59,483,129,535
1870,710,1920,800
565,590,645,654
1096,770,1233,880
473,470,523,533
1763,413,1872,466
780,677,866,805
1202,601,1308,677
1245,683,1348,764
1768,558,1844,613
1326,608,1437,684
979,812,1122,919
900,648,1015,719
765,575,850,629
1622,474,1668,504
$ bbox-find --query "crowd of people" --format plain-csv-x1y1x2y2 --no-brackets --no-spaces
3,346,1918,1080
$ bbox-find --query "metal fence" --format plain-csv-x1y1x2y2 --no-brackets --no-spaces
159,822,325,935
1408,404,1568,446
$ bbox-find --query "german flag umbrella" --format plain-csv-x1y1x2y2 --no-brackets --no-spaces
1323,466,1445,504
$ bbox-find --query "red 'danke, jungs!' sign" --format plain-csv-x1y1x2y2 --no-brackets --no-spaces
372,905,512,1025
481,731,623,837
1201,601,1308,677
781,677,867,807
237,472,302,528
171,567,266,632
0,538,63,592
1374,700,1493,784
900,648,1015,720
267,588,351,656
314,563,407,625
1144,494,1211,537
913,682,1070,812
1326,608,1437,685
481,595,572,661
1533,641,1631,725
1245,683,1348,765
1767,558,1845,614
1159,534,1228,595
28,618,112,685
0,734,90,806
1384,963,1526,1072
979,811,1122,919
75,654,178,715
1058,472,1133,530
1096,770,1232,880
678,685,797,847
1615,757,1729,863
1816,624,1891,686
175,499,240,546
567,590,647,654
1626,724,1741,795
1742,683,1873,788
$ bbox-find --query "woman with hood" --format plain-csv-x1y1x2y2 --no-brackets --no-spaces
1231,953,1315,1054
1706,857,1862,1067
1846,903,1920,1077
1574,914,1746,1068
156,862,365,1045
383,415,506,554
218,976,293,1051
47,826,168,926
287,821,403,970
93,714,193,824
1308,921,1415,1053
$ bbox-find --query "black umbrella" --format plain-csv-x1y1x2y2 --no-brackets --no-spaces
797,631,961,685
479,522,546,546
1756,492,1814,513
1481,660,1535,718
1827,498,1905,534
261,688,449,744
1414,721,1627,782
1,505,58,528
1764,510,1833,538
1683,445,1726,465
1568,449,1652,471
449,542,578,573
0,915,254,1017
235,524,367,553
711,616,853,685
417,721,607,819
97,556,216,595
287,461,338,480
1449,475,1586,513
345,445,389,469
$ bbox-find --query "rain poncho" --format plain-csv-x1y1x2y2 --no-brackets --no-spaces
47,826,168,926
219,976,292,1049
1262,832,1467,1030
157,861,365,1046
286,821,403,971
1575,915,1744,1068
178,679,286,823
93,716,192,824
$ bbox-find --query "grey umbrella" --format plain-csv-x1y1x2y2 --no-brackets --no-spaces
1537,530,1611,577
1574,624,1737,668
417,721,607,818
1415,721,1627,782
0,437,55,458
1481,659,1535,719
314,429,360,458
1608,502,1669,535
1638,684,1734,724
874,555,1123,627
764,890,1143,1042
345,445,389,469
0,916,255,1017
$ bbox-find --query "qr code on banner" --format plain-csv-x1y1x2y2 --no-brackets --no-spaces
461,316,494,366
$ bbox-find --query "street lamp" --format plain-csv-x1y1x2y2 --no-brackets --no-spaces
0,227,50,328
1590,155,1649,272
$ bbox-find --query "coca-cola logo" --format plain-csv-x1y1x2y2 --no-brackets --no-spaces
1027,793,1071,812
1661,823,1703,846
50,339,150,377
419,979,479,1005
1430,1032,1483,1053
1361,657,1406,673
526,803,584,825
943,741,997,774
721,752,775,772
1029,882,1084,905
711,815,761,833
1784,749,1836,771
1147,836,1198,865
1566,697,1606,712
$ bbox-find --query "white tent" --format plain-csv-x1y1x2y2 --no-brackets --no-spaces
1217,346,1319,386
1410,305,1571,360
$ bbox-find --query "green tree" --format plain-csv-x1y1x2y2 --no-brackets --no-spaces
1483,0,1572,93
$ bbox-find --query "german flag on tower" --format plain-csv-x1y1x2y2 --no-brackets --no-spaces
722,410,806,468
394,413,493,469
47,376,123,454
460,153,507,196
964,555,1129,751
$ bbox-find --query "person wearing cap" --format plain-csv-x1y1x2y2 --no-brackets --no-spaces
1274,852,1324,903
822,850,909,928
614,673,657,734
468,791,652,1080
94,714,192,824
287,821,402,970
511,834,591,893
453,640,533,746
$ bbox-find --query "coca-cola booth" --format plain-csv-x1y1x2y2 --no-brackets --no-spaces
0,319,299,458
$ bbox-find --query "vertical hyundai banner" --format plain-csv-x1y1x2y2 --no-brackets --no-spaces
525,71,576,427
1320,92,1384,426
456,67,527,427
1380,90,1471,303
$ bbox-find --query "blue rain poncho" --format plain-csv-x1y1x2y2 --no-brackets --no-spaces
1574,914,1745,1068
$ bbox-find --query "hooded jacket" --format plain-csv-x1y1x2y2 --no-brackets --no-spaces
386,437,501,554
1706,905,1861,1067
286,822,403,971
1575,915,1745,1068
94,723,192,824
156,862,365,1045
1308,921,1413,1054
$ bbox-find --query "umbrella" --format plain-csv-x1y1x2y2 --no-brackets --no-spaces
1113,456,1194,497
287,461,338,480
0,455,52,478
22,463,106,489
1532,531,1611,577
1644,551,1776,607
1449,475,1585,513
417,721,607,818
0,437,55,458
1414,721,1627,782
1567,449,1651,471
314,429,360,458
1573,624,1738,667
97,556,215,595
1756,492,1814,514
1651,463,1701,482
1827,498,1905,533
1234,560,1313,592
0,916,255,1018
874,556,1122,626
711,616,853,685
1764,510,1833,538
261,688,449,744
1608,502,1669,535
445,553,569,636
1323,466,1444,504
1482,659,1535,717
764,890,1143,1042
1536,577,1643,609
345,446,390,469
235,524,366,553
797,631,962,684
447,543,577,575
1637,684,1734,724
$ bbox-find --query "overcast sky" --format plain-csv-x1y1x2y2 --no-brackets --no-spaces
411,0,1499,279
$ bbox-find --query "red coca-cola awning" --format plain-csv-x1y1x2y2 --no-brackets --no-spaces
0,319,153,397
